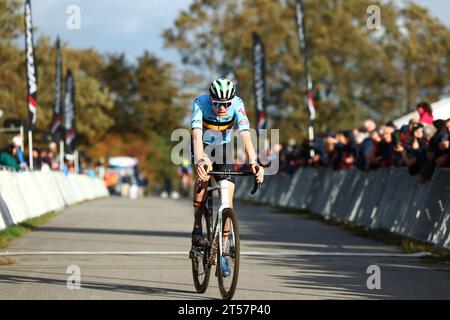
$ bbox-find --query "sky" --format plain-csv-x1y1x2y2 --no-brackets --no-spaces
31,0,192,65
30,0,450,67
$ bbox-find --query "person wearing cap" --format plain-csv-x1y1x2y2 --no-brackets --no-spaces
12,135,27,170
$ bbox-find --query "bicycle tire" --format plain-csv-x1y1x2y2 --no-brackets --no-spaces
191,206,212,293
217,208,240,300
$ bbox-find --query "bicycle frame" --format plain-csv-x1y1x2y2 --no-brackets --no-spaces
194,167,259,272
206,178,233,267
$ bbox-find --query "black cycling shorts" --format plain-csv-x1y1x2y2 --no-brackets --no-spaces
191,142,235,183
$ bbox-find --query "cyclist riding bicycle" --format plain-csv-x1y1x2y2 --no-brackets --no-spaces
191,78,264,276
177,158,193,197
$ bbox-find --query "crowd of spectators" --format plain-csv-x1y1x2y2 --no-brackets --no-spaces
275,101,450,182
0,136,99,177
0,135,150,198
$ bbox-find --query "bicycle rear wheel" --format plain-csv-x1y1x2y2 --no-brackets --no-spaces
190,206,212,293
217,208,240,300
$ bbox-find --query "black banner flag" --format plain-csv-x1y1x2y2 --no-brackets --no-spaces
49,37,62,140
24,0,38,129
296,0,316,157
252,32,267,132
63,70,76,154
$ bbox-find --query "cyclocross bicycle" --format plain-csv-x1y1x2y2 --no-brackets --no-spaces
189,166,260,300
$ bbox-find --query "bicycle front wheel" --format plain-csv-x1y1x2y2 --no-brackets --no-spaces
191,207,212,293
217,208,240,300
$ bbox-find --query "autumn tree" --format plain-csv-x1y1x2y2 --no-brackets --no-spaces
164,0,450,142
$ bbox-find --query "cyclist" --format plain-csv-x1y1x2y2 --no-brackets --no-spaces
191,78,264,277
177,158,193,197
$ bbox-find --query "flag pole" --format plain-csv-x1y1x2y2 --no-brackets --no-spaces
296,0,316,158
28,130,33,170
25,0,38,168
74,150,79,173
59,139,64,170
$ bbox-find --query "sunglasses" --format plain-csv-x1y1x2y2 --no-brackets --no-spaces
212,101,232,109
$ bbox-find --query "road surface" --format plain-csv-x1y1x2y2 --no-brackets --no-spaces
0,196,449,300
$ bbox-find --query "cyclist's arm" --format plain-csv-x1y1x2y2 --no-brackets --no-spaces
234,100,257,164
191,98,205,164
192,129,212,182
240,131,257,164
240,130,264,183
191,98,212,181
192,129,205,164
235,100,264,183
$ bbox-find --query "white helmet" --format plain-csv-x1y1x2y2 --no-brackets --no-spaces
209,78,236,101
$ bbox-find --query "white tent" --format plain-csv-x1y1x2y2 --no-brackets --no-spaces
393,98,450,128
108,156,138,168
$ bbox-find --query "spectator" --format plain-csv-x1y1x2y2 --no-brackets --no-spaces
0,144,21,171
364,119,377,133
86,167,96,177
417,101,434,126
332,131,357,170
12,135,27,170
47,149,59,171
356,130,381,171
40,149,52,172
395,123,428,175
399,118,419,144
31,148,42,170
376,124,397,167
138,171,149,197
104,171,120,195
353,127,369,145
323,134,338,168
274,112,449,181
435,118,450,167
416,119,446,182
121,172,132,197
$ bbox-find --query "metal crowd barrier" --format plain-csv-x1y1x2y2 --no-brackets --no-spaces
0,170,109,231
235,167,450,249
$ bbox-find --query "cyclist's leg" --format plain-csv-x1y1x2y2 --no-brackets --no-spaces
191,140,208,230
216,178,235,277
191,138,212,246
215,141,235,209
193,178,208,228
215,172,235,246
222,181,234,248
216,142,236,239
191,178,210,247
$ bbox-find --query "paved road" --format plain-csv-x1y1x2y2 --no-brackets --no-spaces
0,196,449,300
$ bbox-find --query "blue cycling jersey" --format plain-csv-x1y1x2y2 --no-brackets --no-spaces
191,94,250,145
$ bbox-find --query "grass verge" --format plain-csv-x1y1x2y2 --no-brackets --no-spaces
0,211,57,249
241,200,450,264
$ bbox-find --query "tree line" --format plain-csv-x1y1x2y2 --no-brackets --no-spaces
164,0,450,142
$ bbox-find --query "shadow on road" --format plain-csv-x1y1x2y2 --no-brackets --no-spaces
0,273,211,300
233,202,448,299
236,203,396,254
245,255,393,299
34,227,190,239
